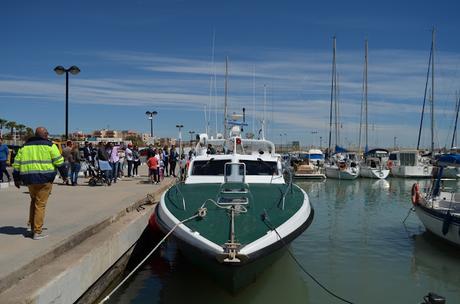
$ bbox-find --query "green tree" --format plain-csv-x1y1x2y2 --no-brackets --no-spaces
16,124,26,140
0,118,7,137
125,135,144,147
5,121,17,139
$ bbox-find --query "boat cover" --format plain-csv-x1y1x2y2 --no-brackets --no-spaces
437,153,460,167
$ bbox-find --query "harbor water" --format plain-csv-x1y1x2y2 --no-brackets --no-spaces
105,178,460,304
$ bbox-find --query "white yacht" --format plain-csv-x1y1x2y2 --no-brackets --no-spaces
359,149,390,179
389,150,433,178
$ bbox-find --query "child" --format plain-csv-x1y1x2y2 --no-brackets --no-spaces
159,159,165,181
147,155,159,184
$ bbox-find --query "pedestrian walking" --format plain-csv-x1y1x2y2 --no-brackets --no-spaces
108,142,119,183
147,154,159,184
169,145,178,177
132,146,140,177
125,143,134,177
12,127,67,240
69,142,82,186
162,146,169,176
0,137,11,183
61,140,72,184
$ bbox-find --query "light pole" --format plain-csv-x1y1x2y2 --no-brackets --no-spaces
176,124,184,154
279,133,283,152
145,111,158,141
394,136,397,150
189,130,195,146
320,136,323,150
54,65,80,140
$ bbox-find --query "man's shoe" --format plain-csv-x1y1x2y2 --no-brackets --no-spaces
33,232,49,240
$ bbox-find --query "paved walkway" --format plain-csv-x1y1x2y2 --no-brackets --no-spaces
0,164,174,293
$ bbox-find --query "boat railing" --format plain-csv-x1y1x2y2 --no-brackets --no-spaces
173,178,187,210
280,166,294,210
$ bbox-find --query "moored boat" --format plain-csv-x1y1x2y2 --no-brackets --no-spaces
359,149,390,179
154,127,314,292
411,153,460,246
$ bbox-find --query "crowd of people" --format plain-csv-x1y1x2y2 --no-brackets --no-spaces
58,140,189,186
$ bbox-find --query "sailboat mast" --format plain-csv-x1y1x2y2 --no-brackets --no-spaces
365,39,369,152
451,94,460,149
431,27,435,154
224,56,229,139
328,36,336,154
417,35,433,150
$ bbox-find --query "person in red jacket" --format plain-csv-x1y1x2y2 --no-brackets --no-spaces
147,155,159,184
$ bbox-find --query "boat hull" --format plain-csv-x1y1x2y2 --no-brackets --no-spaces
325,166,359,180
359,167,389,179
391,165,432,177
415,204,460,247
155,183,314,292
167,208,313,292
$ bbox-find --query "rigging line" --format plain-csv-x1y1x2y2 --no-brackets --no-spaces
262,217,355,304
99,211,204,304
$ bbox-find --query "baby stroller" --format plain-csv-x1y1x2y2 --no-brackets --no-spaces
88,160,112,186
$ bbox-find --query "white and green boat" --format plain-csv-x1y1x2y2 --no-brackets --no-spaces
154,128,314,292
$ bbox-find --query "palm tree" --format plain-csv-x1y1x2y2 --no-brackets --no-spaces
5,121,17,140
0,118,7,137
16,124,26,140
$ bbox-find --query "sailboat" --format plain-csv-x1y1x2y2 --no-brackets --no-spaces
390,29,435,178
153,57,314,292
358,39,390,179
440,95,460,178
324,36,360,180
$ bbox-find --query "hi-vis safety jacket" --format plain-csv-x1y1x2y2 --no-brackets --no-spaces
12,137,66,185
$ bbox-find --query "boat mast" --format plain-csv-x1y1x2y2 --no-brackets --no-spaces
224,56,229,139
252,65,256,135
431,27,435,155
328,36,336,155
262,84,267,140
451,93,460,149
417,33,433,150
364,39,368,153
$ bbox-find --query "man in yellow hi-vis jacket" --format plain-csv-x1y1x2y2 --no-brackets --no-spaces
12,127,68,240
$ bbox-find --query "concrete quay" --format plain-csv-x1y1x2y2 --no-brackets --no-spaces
0,165,174,304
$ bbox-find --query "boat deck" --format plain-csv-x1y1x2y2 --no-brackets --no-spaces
163,183,305,246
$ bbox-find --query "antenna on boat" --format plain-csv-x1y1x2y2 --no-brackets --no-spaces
224,56,229,139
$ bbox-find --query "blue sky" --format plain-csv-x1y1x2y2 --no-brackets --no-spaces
2,0,460,148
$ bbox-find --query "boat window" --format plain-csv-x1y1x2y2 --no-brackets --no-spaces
224,163,245,183
191,160,229,176
389,154,397,161
239,160,278,175
400,153,416,166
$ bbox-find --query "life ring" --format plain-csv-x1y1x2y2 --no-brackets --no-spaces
411,183,420,206
387,160,393,169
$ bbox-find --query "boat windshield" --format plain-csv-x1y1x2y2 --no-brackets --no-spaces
191,159,278,176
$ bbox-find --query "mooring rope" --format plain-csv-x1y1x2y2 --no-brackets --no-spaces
262,214,355,304
402,207,415,224
99,209,206,304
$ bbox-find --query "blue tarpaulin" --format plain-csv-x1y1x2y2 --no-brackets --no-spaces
335,145,348,153
437,154,460,167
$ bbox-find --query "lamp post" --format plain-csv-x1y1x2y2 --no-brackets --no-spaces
320,136,323,150
394,136,397,150
176,124,184,154
189,130,195,146
283,133,287,152
145,111,158,141
54,65,80,140
279,133,283,152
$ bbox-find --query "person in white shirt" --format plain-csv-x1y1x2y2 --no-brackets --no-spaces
125,144,134,177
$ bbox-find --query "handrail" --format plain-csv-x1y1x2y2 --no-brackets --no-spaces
173,178,187,210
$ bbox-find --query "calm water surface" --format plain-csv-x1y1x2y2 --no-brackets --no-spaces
107,178,460,304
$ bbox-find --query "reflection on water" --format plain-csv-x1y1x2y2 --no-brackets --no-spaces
107,178,460,304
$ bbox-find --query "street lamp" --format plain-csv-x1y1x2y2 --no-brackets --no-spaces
176,124,184,154
279,133,283,152
54,65,80,140
145,111,158,140
189,130,195,146
283,133,287,152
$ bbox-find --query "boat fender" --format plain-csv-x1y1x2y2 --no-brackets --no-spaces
387,160,393,169
411,183,420,206
442,211,452,236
